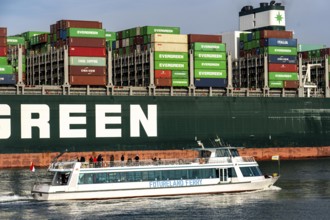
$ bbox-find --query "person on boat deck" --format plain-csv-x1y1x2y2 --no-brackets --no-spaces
110,154,115,167
97,154,103,167
93,156,97,167
134,154,140,163
80,156,85,162
120,154,125,166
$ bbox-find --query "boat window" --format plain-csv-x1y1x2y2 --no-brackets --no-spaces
228,168,237,177
200,150,212,158
230,149,240,157
215,149,231,157
77,168,218,185
240,166,263,177
53,172,71,186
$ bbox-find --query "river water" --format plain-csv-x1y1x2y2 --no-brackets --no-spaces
0,159,329,220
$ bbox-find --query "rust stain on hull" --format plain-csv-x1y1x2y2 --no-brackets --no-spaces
0,147,330,169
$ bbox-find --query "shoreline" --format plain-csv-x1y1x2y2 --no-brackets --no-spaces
0,146,330,169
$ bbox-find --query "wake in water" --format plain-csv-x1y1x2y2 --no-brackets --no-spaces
0,192,33,203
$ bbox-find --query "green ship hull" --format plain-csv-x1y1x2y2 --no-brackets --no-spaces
0,95,330,153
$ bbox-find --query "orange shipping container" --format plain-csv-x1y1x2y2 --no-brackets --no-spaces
188,34,222,43
155,70,172,79
70,75,106,86
155,78,172,87
69,66,106,76
69,47,106,57
0,27,7,37
260,30,293,39
268,63,297,72
66,38,106,48
284,80,299,89
0,37,7,46
0,47,7,56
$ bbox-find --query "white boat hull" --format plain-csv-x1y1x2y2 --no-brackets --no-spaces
32,177,278,201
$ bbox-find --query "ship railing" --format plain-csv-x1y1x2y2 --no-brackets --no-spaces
79,158,200,168
49,161,76,170
235,156,256,163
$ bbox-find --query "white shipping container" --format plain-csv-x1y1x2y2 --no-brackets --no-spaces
151,43,188,52
151,34,188,44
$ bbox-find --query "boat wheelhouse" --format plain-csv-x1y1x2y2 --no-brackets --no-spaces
31,147,279,200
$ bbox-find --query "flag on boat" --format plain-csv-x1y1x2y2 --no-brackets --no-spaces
30,162,35,172
272,155,280,161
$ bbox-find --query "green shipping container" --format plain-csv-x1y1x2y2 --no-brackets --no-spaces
269,72,298,81
105,32,116,41
14,64,27,72
194,60,227,69
67,28,105,38
240,33,249,43
69,57,106,67
269,81,284,88
0,65,14,74
172,78,189,87
142,26,180,35
266,46,297,56
192,43,226,52
21,31,48,41
129,27,140,37
7,37,25,45
172,70,188,79
194,69,227,79
154,61,188,71
0,57,7,65
194,51,226,61
154,52,188,62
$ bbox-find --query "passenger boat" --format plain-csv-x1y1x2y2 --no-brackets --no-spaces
31,143,280,200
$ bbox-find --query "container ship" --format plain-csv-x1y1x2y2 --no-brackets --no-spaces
1,1,330,163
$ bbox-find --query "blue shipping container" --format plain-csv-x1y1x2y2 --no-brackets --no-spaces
268,55,297,64
264,38,297,47
112,41,116,49
0,74,16,85
60,29,67,40
194,78,227,88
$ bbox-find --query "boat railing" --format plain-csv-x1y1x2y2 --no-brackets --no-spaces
48,161,76,170
78,156,245,169
235,156,256,163
79,158,196,168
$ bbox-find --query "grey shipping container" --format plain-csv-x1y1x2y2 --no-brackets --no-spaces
194,78,227,88
268,55,297,64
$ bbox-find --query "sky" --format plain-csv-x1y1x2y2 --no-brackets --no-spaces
0,0,329,46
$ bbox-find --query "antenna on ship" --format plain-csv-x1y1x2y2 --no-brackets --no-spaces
195,137,205,149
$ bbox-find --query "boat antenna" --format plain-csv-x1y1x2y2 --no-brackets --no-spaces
209,138,216,147
51,149,68,163
196,139,205,149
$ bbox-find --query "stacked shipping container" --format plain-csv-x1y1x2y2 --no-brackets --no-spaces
7,36,26,82
50,20,107,86
153,34,189,87
0,27,15,85
189,34,227,88
299,48,330,89
239,30,298,89
112,26,190,87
